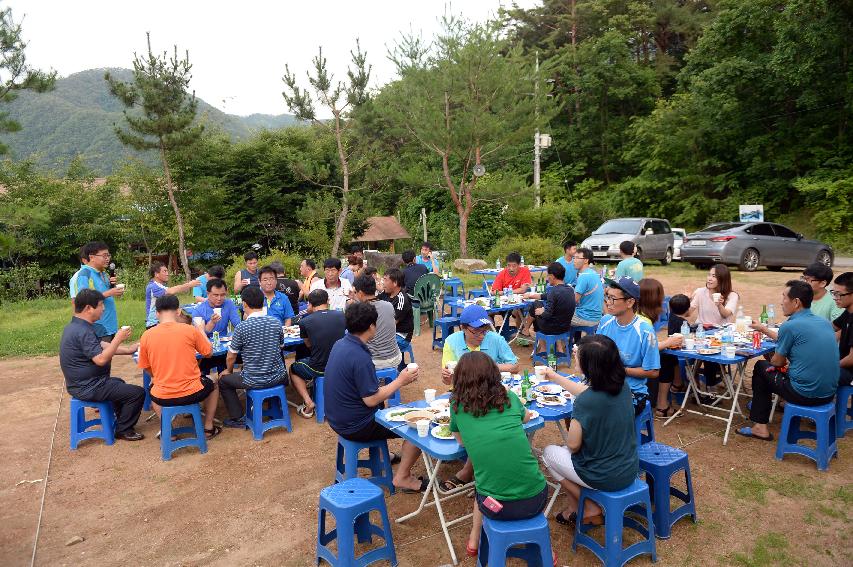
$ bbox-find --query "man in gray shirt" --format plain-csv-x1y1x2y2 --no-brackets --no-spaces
352,274,401,370
60,289,145,441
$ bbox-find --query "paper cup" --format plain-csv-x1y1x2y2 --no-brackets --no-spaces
213,307,222,317
723,345,737,358
684,338,696,350
712,292,721,302
193,317,205,327
120,325,130,331
407,362,419,372
115,283,125,290
500,371,512,384
424,388,436,403
416,419,430,438
534,365,548,378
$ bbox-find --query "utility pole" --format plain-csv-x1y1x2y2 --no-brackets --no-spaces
534,51,540,209
421,207,427,242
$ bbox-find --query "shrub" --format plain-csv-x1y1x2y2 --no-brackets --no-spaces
0,263,49,303
224,250,305,287
486,236,561,266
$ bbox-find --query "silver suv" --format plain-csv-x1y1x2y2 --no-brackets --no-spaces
581,218,676,264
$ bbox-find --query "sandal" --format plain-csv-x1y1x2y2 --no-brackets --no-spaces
654,405,674,419
555,511,604,527
297,403,315,419
400,476,429,494
466,543,478,558
439,475,468,493
735,426,773,441
670,383,687,394
204,425,222,440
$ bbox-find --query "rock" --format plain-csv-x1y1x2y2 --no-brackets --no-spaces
65,536,85,546
364,251,403,271
453,258,487,272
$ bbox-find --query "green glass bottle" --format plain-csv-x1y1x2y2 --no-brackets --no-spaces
759,305,768,325
520,370,531,401
548,345,557,371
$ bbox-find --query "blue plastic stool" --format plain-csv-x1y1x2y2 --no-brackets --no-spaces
573,478,657,566
638,442,697,539
570,324,598,346
160,404,208,461
531,332,571,367
468,279,495,299
312,375,326,424
775,401,838,471
442,295,464,317
400,343,415,366
142,370,152,411
836,385,853,438
69,399,115,450
432,316,459,351
376,367,401,407
317,478,397,566
245,384,292,440
335,436,395,494
478,513,553,567
635,401,655,446
444,278,465,298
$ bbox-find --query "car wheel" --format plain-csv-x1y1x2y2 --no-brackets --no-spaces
660,248,672,266
694,263,710,270
740,248,760,271
815,249,833,267
635,247,643,261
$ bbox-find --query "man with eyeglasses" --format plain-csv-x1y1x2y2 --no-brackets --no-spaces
69,242,125,340
438,304,520,492
595,277,659,415
831,271,853,387
740,280,839,441
572,248,604,328
800,263,844,322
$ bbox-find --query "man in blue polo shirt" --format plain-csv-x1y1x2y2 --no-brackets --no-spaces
738,280,839,442
415,241,440,274
69,241,125,339
596,276,660,414
192,278,241,337
572,248,604,328
192,265,226,303
437,304,520,492
259,266,295,324
554,240,579,286
323,301,426,493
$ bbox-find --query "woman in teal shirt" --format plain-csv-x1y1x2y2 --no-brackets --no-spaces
541,335,639,526
449,351,548,557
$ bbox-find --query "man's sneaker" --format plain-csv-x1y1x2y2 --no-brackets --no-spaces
223,416,247,428
116,430,145,441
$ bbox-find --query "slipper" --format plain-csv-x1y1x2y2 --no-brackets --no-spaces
670,384,687,394
204,425,223,440
735,426,773,441
555,511,603,527
439,475,468,493
400,476,429,494
296,403,315,419
466,543,478,558
390,452,401,465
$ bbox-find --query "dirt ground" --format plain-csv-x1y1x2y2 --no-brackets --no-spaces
2,266,851,566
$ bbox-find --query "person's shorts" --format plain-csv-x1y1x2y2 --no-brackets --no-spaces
291,358,324,382
151,376,215,407
341,419,400,443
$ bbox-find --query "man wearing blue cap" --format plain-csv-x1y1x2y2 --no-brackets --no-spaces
596,276,660,414
438,304,520,492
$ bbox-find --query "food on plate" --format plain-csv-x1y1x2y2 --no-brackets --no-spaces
534,384,562,395
432,413,451,425
698,348,720,355
430,399,451,410
432,425,453,439
541,395,563,403
401,410,438,425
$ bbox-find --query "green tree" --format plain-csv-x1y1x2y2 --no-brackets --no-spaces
0,3,56,155
282,41,370,257
105,33,203,279
385,16,548,257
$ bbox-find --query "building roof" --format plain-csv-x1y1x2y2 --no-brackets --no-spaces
353,216,411,242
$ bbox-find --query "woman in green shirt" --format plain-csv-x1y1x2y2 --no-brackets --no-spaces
541,335,639,526
449,351,548,557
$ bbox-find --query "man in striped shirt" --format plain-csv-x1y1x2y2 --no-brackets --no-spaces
219,286,288,429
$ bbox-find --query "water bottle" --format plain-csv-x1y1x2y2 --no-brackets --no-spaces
520,255,525,266
696,325,706,345
680,320,690,338
767,304,775,326
212,331,220,350
496,258,501,270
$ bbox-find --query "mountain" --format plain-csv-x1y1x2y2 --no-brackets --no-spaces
1,68,299,174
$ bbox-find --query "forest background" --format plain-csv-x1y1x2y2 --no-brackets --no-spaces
1,0,851,301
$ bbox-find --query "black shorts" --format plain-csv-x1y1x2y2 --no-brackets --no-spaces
340,419,400,443
475,485,548,521
151,376,215,407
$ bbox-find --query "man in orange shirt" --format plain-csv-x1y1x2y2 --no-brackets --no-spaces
491,252,532,334
138,294,222,439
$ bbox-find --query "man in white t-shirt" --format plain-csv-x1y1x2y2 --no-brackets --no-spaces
310,257,353,312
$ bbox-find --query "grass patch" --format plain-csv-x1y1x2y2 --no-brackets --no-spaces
816,503,847,520
728,471,825,505
0,295,193,358
727,532,796,567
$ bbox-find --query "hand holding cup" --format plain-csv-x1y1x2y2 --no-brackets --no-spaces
117,325,132,342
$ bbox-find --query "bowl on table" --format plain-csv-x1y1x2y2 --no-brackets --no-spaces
404,410,440,427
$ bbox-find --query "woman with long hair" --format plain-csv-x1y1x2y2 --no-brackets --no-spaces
449,351,548,557
638,278,684,417
541,335,639,526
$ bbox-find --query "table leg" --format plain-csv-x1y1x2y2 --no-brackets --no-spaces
665,359,697,426
722,362,747,445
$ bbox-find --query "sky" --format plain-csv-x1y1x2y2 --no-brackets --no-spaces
8,0,538,117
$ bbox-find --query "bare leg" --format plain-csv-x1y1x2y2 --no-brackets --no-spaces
468,500,483,551
559,479,602,518
455,460,474,483
392,441,424,491
289,370,315,409
201,384,219,430
657,382,671,411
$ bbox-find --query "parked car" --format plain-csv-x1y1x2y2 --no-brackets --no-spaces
681,222,833,271
672,228,687,261
581,217,675,264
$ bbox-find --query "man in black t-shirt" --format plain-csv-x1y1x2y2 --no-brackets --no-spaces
520,262,575,339
832,271,853,386
290,289,346,418
402,249,429,296
270,261,301,317
378,268,414,369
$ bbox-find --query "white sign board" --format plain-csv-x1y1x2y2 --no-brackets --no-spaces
739,205,764,222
